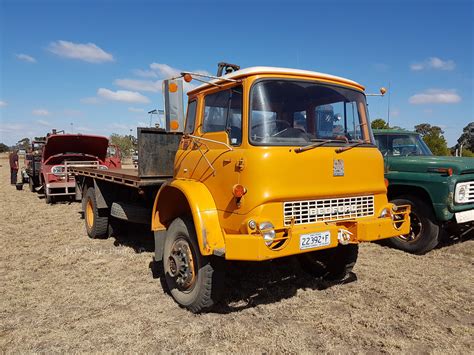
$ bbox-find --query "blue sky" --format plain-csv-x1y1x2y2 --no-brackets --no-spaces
1,0,472,146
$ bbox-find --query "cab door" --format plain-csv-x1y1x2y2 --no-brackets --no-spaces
174,86,244,212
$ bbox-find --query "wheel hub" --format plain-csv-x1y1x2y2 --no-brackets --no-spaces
399,212,422,242
167,239,196,290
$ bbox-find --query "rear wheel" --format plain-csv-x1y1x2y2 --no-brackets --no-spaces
387,197,439,254
83,187,109,238
163,217,224,313
298,244,358,282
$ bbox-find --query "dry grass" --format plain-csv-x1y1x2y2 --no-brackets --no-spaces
0,155,473,353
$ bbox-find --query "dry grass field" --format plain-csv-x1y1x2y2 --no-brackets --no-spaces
0,154,473,353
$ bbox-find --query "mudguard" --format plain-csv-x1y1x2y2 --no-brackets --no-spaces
151,179,225,256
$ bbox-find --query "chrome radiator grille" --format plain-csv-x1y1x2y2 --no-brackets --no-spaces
283,195,375,225
463,182,474,203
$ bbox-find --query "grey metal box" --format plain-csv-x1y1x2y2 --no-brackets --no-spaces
137,127,182,178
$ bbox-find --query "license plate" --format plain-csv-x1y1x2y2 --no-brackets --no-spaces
455,209,474,224
299,231,331,250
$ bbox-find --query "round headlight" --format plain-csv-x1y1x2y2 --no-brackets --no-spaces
457,185,467,203
259,222,276,246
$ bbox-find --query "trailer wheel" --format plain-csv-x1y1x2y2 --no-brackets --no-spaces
163,217,224,313
386,197,440,254
84,187,109,239
298,244,358,282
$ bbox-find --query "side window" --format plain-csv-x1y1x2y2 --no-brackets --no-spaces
203,86,242,145
184,100,197,134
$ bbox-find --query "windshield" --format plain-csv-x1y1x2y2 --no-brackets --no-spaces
374,134,433,156
249,80,372,146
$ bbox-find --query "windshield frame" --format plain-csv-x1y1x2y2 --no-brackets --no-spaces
248,78,374,147
374,133,433,157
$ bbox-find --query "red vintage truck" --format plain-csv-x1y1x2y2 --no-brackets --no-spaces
40,132,121,203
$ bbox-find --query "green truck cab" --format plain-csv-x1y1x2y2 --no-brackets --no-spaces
373,129,474,254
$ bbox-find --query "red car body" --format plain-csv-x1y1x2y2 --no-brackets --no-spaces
40,134,114,203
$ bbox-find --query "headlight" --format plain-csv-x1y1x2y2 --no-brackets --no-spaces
51,165,65,174
98,165,108,170
455,183,470,203
259,221,276,246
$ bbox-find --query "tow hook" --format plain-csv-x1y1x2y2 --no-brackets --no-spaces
338,229,353,245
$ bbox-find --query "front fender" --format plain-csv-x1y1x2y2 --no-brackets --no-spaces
151,179,225,256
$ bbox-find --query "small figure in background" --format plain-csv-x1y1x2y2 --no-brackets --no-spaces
9,149,19,185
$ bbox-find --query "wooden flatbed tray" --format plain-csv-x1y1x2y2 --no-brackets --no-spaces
69,167,171,188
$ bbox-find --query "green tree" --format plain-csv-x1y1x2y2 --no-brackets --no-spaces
414,123,450,156
109,133,136,158
456,122,474,152
371,118,389,130
0,143,9,153
17,137,31,151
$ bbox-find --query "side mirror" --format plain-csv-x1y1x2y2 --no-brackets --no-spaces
163,79,185,133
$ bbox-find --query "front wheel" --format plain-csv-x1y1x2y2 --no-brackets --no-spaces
298,244,358,282
163,217,224,313
386,197,439,254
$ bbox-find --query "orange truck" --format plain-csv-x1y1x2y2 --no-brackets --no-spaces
71,63,410,312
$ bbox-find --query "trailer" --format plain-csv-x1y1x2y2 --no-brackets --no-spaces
72,63,410,313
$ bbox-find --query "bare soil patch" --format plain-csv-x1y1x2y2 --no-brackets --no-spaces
0,156,472,353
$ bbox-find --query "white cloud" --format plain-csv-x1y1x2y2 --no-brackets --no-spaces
16,54,37,63
409,89,461,104
0,100,7,107
114,78,161,92
410,57,455,71
150,63,180,78
133,69,158,78
97,88,150,104
48,40,114,63
32,108,51,116
128,107,145,113
80,97,100,104
36,119,51,126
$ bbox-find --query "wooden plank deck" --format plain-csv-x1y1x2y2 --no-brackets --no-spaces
69,167,170,188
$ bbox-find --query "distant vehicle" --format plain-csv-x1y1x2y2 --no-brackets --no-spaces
374,129,474,254
105,144,122,169
18,149,26,155
131,150,138,167
40,133,111,204
24,140,46,191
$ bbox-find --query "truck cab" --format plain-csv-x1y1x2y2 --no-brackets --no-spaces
374,129,474,254
150,66,410,311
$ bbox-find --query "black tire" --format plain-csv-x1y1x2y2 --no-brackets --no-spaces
387,197,439,254
83,187,109,239
45,190,53,204
298,244,358,281
163,217,225,313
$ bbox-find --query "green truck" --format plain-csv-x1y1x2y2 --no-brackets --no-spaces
373,129,474,254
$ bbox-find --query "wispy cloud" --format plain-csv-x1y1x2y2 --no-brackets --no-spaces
48,40,114,63
97,88,150,104
80,97,100,104
0,100,7,107
133,69,158,78
36,119,51,126
32,108,51,116
410,57,455,71
409,89,461,104
128,107,145,113
114,79,160,92
75,126,93,132
16,53,37,63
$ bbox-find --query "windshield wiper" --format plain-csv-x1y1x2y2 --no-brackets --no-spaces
335,140,374,153
294,139,347,153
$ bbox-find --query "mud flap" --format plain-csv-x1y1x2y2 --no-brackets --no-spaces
154,229,167,262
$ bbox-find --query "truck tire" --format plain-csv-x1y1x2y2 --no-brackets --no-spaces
298,244,358,282
110,202,150,224
387,197,439,254
163,217,225,313
83,187,109,239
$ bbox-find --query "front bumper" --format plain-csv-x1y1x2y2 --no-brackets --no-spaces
224,206,410,261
